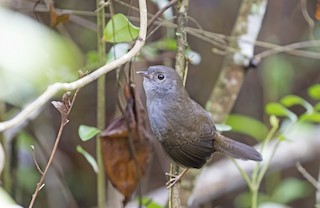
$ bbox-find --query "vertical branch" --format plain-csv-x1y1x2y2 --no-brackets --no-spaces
317,164,320,206
174,0,189,78
205,0,268,123
96,0,106,207
169,0,189,208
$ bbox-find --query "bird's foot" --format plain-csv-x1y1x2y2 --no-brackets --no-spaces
165,168,189,189
165,173,182,189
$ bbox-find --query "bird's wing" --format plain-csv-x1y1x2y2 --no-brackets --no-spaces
165,135,213,168
162,99,216,168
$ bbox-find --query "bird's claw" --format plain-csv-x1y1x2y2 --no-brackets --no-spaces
165,173,182,189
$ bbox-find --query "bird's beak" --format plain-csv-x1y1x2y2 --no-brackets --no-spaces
136,71,150,79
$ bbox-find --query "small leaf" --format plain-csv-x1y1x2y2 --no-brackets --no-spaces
271,178,312,204
315,103,320,111
151,38,177,50
300,112,320,123
270,115,279,128
226,114,268,141
76,145,98,173
265,103,288,116
141,197,162,208
280,95,313,112
265,103,297,121
308,84,320,100
85,51,100,65
278,135,286,141
78,125,101,141
104,13,139,43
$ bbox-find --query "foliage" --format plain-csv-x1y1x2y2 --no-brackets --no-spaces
76,145,98,173
78,125,101,141
141,197,163,208
0,7,81,106
226,114,268,141
233,83,320,208
103,13,140,43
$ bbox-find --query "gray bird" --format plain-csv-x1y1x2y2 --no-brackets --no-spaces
137,65,262,186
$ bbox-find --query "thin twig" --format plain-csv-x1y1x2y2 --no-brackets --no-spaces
255,40,320,60
296,161,318,189
0,0,148,132
300,0,315,38
30,145,44,175
26,2,320,60
147,0,178,29
28,120,64,208
28,93,75,208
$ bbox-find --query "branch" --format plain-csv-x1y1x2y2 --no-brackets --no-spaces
296,162,318,189
169,0,189,207
96,0,107,207
205,0,268,123
0,0,148,132
147,0,178,29
28,89,79,208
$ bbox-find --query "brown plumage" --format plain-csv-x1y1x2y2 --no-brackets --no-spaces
137,65,262,170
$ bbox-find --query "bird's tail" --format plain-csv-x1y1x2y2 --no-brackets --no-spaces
214,133,262,161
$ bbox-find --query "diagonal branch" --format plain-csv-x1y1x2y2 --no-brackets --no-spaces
205,0,268,123
0,0,148,132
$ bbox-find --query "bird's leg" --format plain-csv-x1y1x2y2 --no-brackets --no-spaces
165,168,189,189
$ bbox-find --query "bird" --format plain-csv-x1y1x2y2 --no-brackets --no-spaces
136,65,262,187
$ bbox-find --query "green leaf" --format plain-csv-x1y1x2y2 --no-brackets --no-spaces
315,103,320,111
280,95,313,112
225,114,268,141
104,13,139,43
300,112,320,123
76,145,98,173
271,178,312,204
308,84,320,100
234,192,269,208
78,125,101,141
85,51,100,65
150,38,177,51
0,8,81,106
265,103,297,121
265,103,288,116
141,197,162,208
278,135,286,141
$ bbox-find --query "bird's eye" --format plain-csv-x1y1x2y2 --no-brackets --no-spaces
157,74,165,80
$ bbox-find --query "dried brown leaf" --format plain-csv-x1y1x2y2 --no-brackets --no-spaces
101,84,152,202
